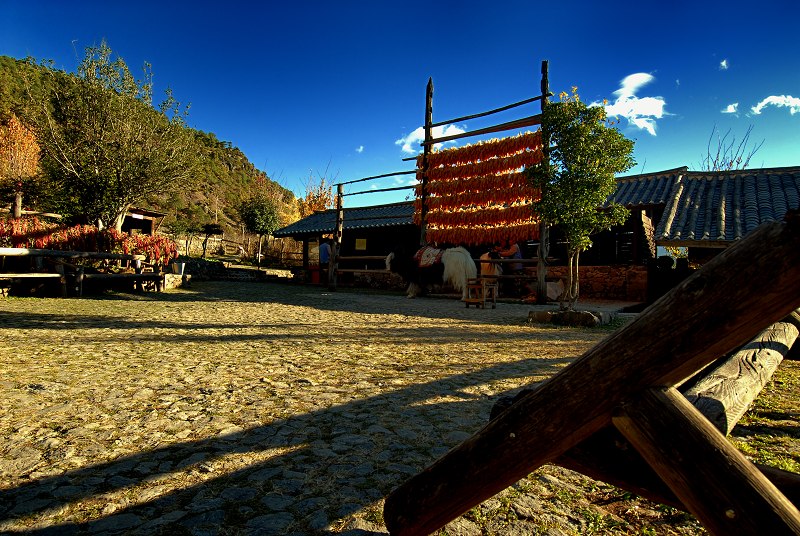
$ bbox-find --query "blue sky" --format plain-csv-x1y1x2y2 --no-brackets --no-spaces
2,1,799,206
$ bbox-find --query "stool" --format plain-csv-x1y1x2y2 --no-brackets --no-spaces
464,277,498,308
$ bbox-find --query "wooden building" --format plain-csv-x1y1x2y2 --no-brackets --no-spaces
122,207,166,236
273,202,416,272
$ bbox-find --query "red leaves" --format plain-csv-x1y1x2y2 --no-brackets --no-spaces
0,216,179,264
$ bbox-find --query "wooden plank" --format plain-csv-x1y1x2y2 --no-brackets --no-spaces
334,269,391,275
383,216,800,535
422,114,542,146
0,248,142,261
83,273,162,281
613,387,800,534
429,94,546,129
0,273,63,278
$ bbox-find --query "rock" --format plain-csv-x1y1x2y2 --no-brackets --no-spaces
88,513,143,533
245,512,295,533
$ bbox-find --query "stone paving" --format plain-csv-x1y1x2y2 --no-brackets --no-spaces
0,281,705,535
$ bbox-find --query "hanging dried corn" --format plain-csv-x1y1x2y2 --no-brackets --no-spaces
415,130,544,245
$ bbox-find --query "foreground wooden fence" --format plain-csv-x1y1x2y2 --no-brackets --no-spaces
384,212,800,535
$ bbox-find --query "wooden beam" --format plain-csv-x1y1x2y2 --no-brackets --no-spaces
429,94,547,128
422,114,542,146
383,215,800,535
613,387,800,534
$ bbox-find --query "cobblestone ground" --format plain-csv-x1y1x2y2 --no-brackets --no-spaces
0,281,706,535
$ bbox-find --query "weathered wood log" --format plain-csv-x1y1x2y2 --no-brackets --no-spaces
383,216,800,536
681,321,798,434
613,387,800,534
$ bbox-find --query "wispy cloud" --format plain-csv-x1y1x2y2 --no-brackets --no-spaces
719,59,729,70
395,124,466,154
355,145,364,153
721,103,738,114
751,95,800,115
601,73,667,136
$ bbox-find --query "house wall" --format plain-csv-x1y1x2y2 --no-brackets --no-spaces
547,264,648,302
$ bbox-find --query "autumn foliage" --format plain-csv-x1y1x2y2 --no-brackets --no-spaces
0,113,40,217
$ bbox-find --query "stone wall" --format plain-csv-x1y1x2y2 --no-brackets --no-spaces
546,265,647,302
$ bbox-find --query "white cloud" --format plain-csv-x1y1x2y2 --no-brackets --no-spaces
751,95,800,115
719,59,729,70
395,124,466,154
601,73,667,136
355,145,364,153
721,103,738,114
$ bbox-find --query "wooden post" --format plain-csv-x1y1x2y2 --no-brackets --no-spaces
419,78,433,247
329,183,344,291
383,215,800,536
614,387,800,534
536,60,550,304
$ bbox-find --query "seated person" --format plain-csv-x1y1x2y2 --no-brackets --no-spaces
497,240,523,274
496,240,524,296
479,249,502,277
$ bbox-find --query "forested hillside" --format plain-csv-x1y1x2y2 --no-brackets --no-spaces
0,55,297,236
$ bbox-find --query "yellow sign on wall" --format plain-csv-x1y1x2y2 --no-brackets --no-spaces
355,238,367,251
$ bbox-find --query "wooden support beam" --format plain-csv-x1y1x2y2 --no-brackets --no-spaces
383,215,800,535
613,387,800,534
556,427,800,511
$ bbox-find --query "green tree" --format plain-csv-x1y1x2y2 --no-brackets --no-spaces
29,42,197,230
528,89,635,310
239,196,280,268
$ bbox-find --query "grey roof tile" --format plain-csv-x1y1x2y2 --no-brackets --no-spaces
273,201,415,238
606,167,687,207
656,166,800,245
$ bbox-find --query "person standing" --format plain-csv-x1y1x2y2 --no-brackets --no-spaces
318,239,331,266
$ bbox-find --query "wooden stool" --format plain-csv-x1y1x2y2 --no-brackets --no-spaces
464,277,498,308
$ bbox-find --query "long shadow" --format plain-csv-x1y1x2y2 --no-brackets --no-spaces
68,279,565,322
0,282,596,533
0,356,571,534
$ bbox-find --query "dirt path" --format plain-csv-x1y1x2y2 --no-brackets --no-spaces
0,281,707,535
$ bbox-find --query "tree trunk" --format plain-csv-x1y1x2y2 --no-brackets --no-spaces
13,190,22,219
536,223,550,304
257,234,263,268
112,206,129,232
569,249,580,310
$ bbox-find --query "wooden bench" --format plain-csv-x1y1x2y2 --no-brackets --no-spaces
0,247,159,297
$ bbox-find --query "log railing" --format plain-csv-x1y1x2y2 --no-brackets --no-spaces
383,212,800,535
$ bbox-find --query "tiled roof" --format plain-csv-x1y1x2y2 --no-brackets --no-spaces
273,201,415,238
607,167,687,207
656,166,800,245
